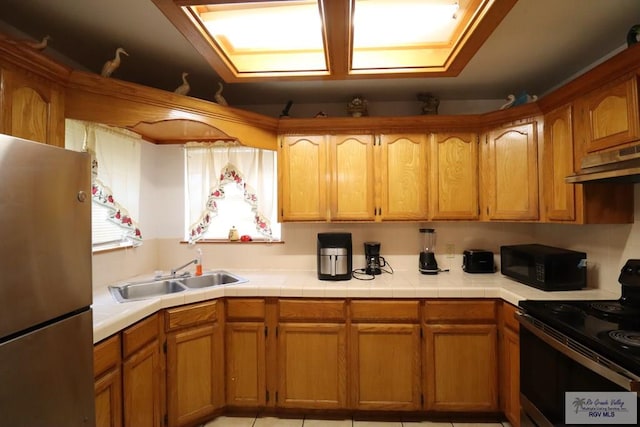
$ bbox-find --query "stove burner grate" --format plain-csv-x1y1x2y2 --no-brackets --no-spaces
544,302,584,316
591,302,625,314
608,330,640,348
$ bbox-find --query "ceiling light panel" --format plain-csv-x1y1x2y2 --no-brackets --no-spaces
188,1,327,74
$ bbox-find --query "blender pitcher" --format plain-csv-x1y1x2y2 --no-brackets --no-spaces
419,228,439,274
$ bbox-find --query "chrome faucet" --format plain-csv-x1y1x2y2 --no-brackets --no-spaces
170,258,198,277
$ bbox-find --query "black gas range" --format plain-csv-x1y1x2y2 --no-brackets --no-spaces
517,259,640,427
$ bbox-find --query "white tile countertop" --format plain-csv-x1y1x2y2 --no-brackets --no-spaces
91,269,619,343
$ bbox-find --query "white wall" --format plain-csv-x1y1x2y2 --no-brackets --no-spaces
93,142,639,297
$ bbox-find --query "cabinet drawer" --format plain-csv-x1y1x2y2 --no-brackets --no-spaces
165,300,218,331
502,302,519,332
94,334,121,378
279,299,345,322
227,298,265,321
424,300,496,323
122,313,159,359
350,300,420,323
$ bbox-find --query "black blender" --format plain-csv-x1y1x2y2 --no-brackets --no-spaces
419,228,439,274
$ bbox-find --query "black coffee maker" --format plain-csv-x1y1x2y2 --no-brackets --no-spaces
364,241,382,275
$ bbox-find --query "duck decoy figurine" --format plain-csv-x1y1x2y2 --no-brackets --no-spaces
24,35,51,50
174,72,190,96
214,82,228,106
627,24,640,47
101,47,128,78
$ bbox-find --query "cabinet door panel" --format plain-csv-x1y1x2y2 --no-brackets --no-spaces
226,322,266,407
279,135,327,221
166,324,223,427
350,324,421,410
123,340,161,427
502,327,521,427
583,76,640,153
1,68,64,146
380,134,428,220
430,132,478,219
484,123,538,220
330,135,375,220
277,323,347,409
424,324,498,412
543,105,576,221
95,368,122,427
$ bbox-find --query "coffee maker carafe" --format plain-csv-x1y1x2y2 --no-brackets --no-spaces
364,242,382,275
419,228,439,274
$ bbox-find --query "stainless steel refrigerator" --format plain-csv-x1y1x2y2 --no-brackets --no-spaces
0,134,95,426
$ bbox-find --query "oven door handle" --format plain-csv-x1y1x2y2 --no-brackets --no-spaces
517,311,640,392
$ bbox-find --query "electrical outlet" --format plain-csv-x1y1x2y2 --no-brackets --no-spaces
445,243,455,258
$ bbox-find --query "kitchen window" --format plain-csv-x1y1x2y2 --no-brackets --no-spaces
65,120,143,251
184,142,280,242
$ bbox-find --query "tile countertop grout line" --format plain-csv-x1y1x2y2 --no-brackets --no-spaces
91,269,620,343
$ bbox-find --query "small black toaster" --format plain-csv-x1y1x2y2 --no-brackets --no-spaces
462,249,495,273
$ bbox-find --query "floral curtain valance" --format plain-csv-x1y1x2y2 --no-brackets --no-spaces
65,119,143,246
185,142,276,243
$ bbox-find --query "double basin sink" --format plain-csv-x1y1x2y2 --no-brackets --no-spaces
109,270,247,303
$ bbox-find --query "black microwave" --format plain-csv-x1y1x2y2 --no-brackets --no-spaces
500,244,587,291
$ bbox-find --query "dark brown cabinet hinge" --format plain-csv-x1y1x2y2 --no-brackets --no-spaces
163,340,167,353
266,390,270,403
265,326,268,337
276,391,279,402
421,394,424,407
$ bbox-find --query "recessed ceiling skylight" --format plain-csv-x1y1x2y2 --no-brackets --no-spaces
152,0,517,82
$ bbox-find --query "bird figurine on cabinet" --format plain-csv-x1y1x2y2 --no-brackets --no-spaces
174,72,190,96
214,82,228,106
101,47,128,78
24,34,51,50
627,24,640,47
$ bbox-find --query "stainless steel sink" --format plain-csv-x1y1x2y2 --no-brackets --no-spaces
181,270,248,289
109,279,187,303
108,271,248,302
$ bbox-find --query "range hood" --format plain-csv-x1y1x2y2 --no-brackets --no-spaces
566,143,640,184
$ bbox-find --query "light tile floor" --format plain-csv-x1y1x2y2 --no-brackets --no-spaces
204,416,512,427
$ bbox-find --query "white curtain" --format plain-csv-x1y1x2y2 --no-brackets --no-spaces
185,142,277,242
65,119,143,245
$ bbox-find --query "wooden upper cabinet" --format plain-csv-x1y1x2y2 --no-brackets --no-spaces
329,134,375,221
578,74,640,154
378,134,429,220
542,105,576,221
0,67,65,146
482,122,539,221
279,135,328,221
430,132,479,220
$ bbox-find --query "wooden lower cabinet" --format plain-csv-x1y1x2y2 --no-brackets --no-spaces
165,301,224,427
122,314,163,427
94,335,122,427
501,303,521,427
350,323,421,410
225,298,267,407
277,322,347,409
424,301,499,412
95,297,518,423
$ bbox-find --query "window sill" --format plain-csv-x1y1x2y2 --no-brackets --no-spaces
92,241,136,254
180,239,284,244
